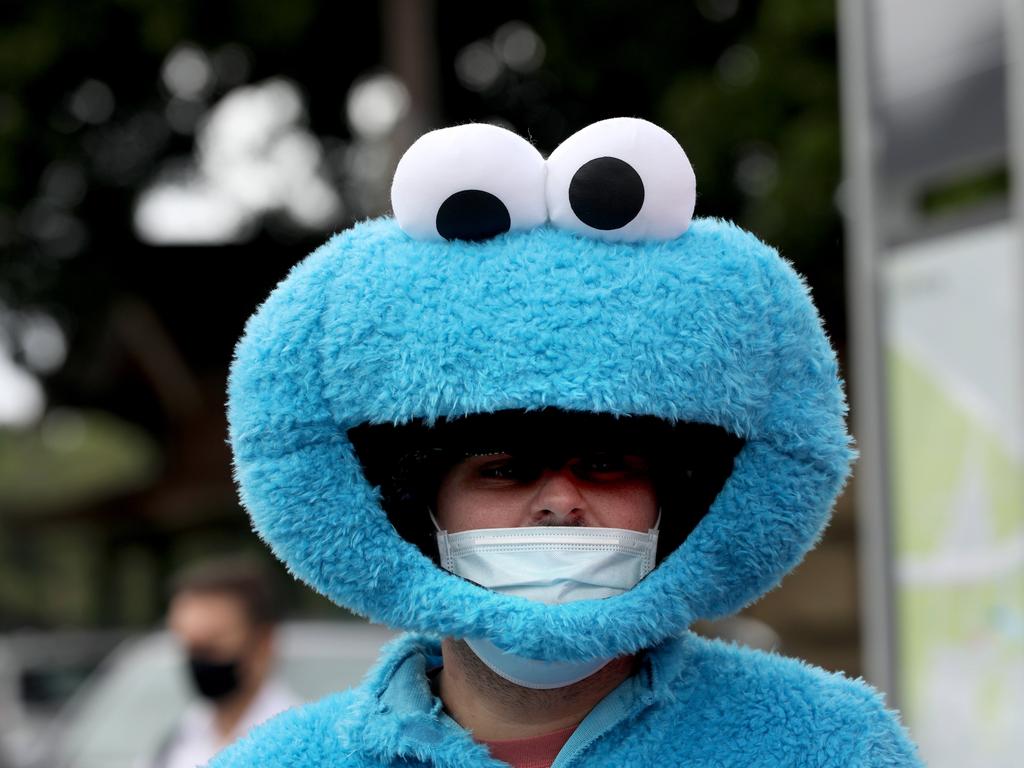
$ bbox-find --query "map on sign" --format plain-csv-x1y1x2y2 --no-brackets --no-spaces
883,222,1024,768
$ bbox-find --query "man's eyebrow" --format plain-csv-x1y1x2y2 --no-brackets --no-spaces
463,450,510,459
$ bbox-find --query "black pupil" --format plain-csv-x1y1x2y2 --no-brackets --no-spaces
568,156,645,231
435,189,511,242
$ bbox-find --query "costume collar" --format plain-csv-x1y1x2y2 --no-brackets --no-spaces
356,634,499,767
352,632,697,767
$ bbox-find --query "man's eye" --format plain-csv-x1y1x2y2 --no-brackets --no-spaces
578,454,628,475
574,454,649,480
477,457,535,482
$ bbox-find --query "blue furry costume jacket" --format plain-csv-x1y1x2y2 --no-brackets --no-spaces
216,119,921,767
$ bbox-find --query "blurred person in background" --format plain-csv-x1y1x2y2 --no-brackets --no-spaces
148,557,298,768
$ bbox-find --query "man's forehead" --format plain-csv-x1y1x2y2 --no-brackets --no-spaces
170,589,250,622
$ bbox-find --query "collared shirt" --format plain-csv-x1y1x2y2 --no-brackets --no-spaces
361,635,656,768
479,724,578,768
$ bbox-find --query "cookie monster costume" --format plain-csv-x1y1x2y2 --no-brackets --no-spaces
214,118,921,766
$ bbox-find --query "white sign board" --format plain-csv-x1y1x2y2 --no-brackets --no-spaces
882,222,1024,767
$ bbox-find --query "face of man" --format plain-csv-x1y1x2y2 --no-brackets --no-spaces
167,590,272,703
436,450,658,533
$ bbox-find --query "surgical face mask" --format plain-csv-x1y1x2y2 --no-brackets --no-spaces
187,655,242,702
435,516,660,689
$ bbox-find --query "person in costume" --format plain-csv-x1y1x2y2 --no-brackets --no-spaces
214,118,921,766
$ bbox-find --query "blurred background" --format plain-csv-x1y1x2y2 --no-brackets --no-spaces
0,1,1021,767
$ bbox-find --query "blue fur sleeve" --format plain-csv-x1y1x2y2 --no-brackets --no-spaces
854,706,922,767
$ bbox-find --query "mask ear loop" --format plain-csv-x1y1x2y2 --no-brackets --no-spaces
428,509,455,571
651,508,662,533
428,509,445,533
641,508,662,575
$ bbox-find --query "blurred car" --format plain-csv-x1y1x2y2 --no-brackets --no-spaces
44,620,397,768
0,629,127,768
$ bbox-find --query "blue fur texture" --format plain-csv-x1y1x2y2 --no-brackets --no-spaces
228,216,854,661
210,633,921,767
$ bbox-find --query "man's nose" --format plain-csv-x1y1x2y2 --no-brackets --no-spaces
529,468,586,525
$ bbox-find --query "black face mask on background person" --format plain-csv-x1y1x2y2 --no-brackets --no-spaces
187,655,243,702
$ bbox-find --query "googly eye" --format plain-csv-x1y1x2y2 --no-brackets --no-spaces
391,123,547,242
545,118,696,242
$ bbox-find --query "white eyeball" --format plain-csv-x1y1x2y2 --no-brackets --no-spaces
391,123,547,242
545,118,696,242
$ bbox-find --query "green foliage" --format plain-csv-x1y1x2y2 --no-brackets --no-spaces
0,409,160,512
919,166,1009,216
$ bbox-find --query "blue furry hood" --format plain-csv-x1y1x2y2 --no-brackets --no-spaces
228,212,853,662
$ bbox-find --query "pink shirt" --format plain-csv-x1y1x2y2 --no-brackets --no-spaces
479,725,578,768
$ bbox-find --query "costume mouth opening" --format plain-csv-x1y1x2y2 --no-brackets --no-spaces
348,409,744,564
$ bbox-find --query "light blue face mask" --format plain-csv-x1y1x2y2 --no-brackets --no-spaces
434,518,660,689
